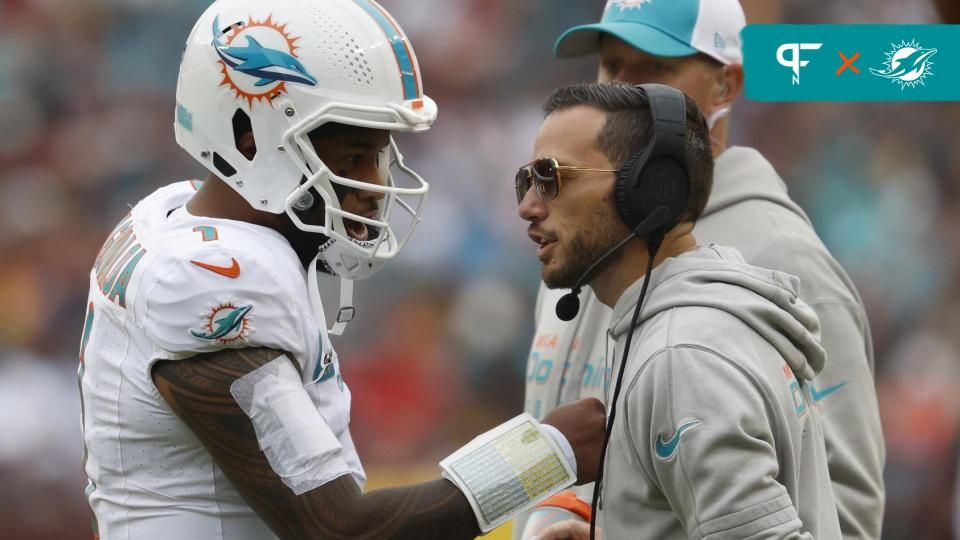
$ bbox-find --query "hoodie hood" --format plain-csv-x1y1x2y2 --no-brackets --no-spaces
609,245,824,380
704,146,810,225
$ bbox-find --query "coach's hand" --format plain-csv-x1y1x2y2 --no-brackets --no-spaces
541,398,606,484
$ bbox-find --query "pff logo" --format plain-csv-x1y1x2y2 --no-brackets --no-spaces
777,42,823,85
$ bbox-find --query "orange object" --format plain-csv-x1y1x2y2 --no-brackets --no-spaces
535,491,592,522
836,51,860,75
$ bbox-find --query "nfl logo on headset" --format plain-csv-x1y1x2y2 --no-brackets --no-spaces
652,167,681,201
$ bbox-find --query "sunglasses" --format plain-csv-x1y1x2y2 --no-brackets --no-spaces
515,157,618,205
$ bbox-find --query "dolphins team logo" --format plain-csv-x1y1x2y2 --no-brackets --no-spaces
212,14,318,107
605,0,654,14
191,301,254,344
870,39,937,90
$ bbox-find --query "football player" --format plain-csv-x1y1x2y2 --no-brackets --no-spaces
78,1,605,538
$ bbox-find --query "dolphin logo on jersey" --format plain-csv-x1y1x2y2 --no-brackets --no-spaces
191,303,253,343
212,15,317,106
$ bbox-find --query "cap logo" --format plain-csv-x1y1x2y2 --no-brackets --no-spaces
714,32,726,50
605,0,655,16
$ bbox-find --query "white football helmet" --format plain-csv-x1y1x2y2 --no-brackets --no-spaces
175,0,436,281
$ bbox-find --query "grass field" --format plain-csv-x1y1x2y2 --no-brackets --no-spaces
365,465,513,539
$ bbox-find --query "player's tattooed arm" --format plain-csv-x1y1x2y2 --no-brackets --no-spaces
152,347,479,540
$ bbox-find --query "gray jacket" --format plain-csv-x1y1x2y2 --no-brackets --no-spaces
601,245,839,539
517,147,883,539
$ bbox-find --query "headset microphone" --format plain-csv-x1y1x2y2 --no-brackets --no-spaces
554,206,673,321
554,289,584,323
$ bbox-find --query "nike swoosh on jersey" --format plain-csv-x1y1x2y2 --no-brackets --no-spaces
654,419,702,461
810,381,848,402
190,257,241,278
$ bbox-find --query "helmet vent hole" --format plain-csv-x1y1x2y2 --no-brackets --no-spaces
213,153,237,178
232,109,256,161
306,7,373,89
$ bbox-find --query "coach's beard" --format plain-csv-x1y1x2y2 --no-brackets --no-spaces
542,202,631,290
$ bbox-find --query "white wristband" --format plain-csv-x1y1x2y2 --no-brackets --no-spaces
539,423,577,475
440,413,577,532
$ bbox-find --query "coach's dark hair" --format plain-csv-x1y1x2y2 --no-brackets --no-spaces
543,82,713,224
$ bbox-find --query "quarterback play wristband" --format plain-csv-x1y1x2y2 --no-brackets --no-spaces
440,413,576,532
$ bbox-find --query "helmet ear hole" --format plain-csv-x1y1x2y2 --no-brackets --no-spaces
232,109,256,161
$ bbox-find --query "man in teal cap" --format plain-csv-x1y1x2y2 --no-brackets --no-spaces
556,0,744,154
519,1,884,538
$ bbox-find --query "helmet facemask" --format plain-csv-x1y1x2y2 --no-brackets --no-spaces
280,104,429,280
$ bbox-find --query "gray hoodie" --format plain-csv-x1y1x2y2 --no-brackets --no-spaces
600,245,840,539
516,147,883,539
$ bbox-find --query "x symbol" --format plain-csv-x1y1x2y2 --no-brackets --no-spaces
836,51,860,75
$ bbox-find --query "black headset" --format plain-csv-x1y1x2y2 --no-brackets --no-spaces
613,83,690,238
555,83,691,322
580,83,692,540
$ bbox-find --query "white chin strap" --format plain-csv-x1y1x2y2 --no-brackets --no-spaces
307,257,355,336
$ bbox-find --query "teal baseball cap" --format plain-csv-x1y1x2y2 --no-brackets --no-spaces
555,0,745,65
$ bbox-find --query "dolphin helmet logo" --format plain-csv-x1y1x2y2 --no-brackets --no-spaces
870,39,937,90
212,15,318,107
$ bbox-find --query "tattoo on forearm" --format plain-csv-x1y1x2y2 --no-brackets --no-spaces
152,348,479,539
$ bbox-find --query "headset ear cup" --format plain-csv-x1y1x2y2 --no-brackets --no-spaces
637,157,688,234
614,152,646,230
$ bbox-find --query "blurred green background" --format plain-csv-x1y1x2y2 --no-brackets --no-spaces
1,1,958,538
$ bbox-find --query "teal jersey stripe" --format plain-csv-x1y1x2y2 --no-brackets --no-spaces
353,0,420,100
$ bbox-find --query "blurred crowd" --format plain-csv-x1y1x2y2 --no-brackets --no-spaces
1,0,958,538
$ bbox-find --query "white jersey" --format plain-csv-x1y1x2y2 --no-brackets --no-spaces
78,182,364,540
